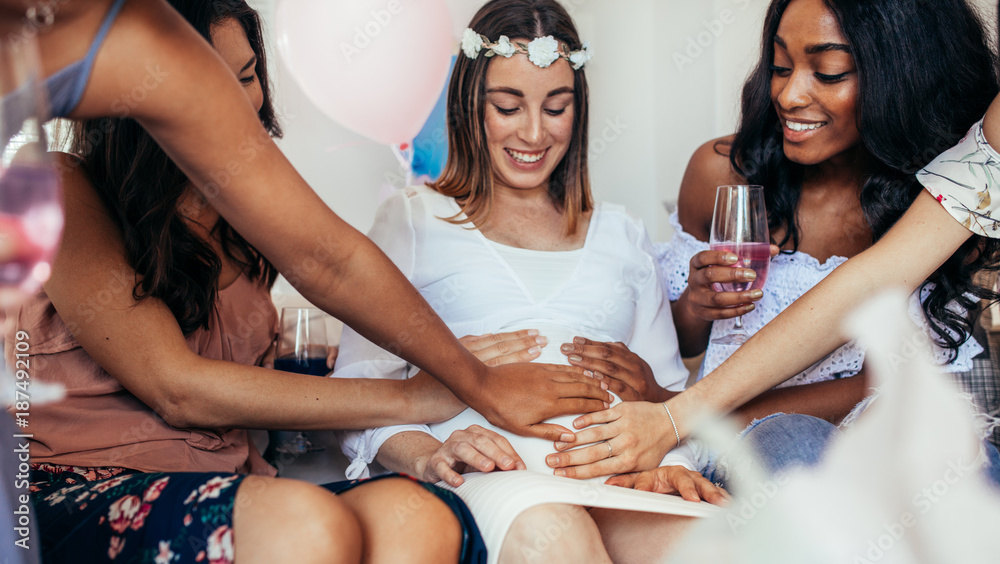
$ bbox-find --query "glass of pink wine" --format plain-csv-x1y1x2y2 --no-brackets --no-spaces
0,35,63,308
709,185,769,345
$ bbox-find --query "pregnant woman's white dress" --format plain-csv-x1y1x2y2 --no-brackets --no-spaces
333,186,713,558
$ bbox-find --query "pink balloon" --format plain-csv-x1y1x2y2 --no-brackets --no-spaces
276,0,453,145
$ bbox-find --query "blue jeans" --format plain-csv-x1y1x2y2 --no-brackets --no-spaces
704,413,1000,490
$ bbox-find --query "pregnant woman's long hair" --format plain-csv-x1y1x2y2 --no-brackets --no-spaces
430,0,593,235
730,0,1000,356
69,0,279,335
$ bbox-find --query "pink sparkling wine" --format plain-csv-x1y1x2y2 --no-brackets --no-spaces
0,164,63,294
709,242,770,293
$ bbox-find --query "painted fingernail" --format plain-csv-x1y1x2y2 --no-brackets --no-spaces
527,329,539,336
601,382,608,391
741,270,756,281
561,433,575,442
749,289,763,299
725,253,738,263
574,337,586,344
547,455,559,465
528,347,541,355
561,344,574,353
604,401,610,408
593,372,604,380
583,370,594,377
536,336,548,346
554,469,566,477
569,355,583,362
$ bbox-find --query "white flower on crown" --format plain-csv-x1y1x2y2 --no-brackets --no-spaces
569,41,592,70
462,28,483,59
493,35,517,58
527,35,560,68
459,28,592,70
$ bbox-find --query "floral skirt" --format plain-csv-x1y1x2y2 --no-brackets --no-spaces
31,467,486,564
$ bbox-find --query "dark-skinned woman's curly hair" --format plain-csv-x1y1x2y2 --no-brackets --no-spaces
729,0,1000,357
71,0,279,335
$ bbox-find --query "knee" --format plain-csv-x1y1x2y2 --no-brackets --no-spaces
501,504,601,563
340,477,461,564
243,478,362,563
294,484,362,559
743,413,838,473
372,478,461,552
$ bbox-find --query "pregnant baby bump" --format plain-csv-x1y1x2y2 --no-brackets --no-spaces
430,322,621,483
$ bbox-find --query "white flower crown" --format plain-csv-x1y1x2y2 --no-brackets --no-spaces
461,28,592,70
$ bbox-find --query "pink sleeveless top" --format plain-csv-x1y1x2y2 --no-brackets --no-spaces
6,275,278,476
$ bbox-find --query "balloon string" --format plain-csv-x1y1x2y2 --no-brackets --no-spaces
391,144,414,186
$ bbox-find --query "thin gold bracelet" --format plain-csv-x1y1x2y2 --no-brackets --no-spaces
662,402,681,448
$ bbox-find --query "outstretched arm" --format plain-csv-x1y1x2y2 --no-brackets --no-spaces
670,189,971,432
45,154,463,431
60,0,609,439
550,95,1000,478
552,189,972,479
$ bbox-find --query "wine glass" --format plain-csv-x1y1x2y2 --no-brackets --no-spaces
270,307,330,456
0,35,64,308
709,185,769,345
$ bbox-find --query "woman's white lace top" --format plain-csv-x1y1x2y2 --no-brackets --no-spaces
655,212,981,386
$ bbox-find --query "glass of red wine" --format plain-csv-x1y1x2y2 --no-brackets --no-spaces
709,185,769,346
272,307,330,455
0,35,64,308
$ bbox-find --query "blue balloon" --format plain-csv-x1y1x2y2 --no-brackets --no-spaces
409,55,455,181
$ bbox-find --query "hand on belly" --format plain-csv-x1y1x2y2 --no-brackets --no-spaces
429,392,623,483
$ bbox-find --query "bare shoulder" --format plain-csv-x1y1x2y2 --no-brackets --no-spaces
75,0,212,120
676,136,746,241
51,152,101,212
49,152,122,253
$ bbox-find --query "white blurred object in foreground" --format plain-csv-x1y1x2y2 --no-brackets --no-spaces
667,290,1000,563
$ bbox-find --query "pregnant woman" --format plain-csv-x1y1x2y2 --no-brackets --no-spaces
333,1,726,562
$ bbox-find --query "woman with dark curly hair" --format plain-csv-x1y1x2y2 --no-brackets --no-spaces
656,0,1000,422
550,0,1000,486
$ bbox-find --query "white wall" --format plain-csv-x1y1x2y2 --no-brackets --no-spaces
253,0,998,310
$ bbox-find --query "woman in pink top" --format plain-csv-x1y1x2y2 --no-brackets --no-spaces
9,1,492,562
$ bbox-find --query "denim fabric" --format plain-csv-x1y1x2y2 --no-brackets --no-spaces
703,413,837,488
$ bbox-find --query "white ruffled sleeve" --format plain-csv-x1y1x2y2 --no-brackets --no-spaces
332,188,435,479
628,218,690,391
658,439,710,473
654,211,710,302
917,118,1000,237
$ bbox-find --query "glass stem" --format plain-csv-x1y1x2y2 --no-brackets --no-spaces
734,315,744,331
